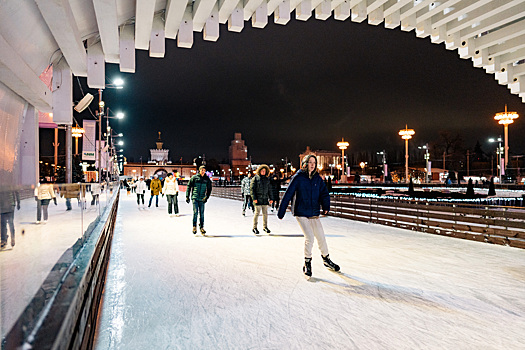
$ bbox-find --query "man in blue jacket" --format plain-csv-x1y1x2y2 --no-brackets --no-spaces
278,155,340,277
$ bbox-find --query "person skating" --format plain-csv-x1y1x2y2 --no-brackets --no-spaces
269,173,284,212
250,164,273,235
35,179,57,224
278,155,340,277
163,172,179,216
0,189,20,248
240,172,254,216
148,175,162,207
135,177,147,207
186,166,212,234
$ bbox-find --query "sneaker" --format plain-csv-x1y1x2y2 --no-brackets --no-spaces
43,220,48,224
252,228,260,235
36,220,40,224
192,227,197,234
322,255,340,272
263,227,271,233
200,227,206,235
0,242,6,249
303,258,312,277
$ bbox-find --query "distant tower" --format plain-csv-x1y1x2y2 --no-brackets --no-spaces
150,132,169,164
229,133,250,177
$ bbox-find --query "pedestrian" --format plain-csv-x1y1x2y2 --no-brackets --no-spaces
35,179,57,224
269,173,283,212
148,174,162,207
240,172,254,216
0,188,20,248
163,172,179,216
250,164,273,234
278,155,340,278
186,165,212,234
135,176,147,207
61,183,80,211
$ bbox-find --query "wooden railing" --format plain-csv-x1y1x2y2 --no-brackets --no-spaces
211,186,525,249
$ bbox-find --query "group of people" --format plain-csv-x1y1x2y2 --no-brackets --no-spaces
127,155,340,278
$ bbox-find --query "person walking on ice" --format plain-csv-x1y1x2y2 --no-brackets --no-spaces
250,164,273,235
148,175,162,207
186,165,212,234
163,172,179,216
240,172,254,216
135,177,147,207
277,155,340,277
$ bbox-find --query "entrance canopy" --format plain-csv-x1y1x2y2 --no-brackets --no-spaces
0,0,524,114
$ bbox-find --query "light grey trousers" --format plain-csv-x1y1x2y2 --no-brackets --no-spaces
253,204,268,229
296,216,329,259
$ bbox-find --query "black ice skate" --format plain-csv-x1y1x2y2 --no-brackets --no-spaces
322,255,340,272
192,226,197,234
252,228,260,235
263,227,271,233
200,227,206,235
303,258,312,277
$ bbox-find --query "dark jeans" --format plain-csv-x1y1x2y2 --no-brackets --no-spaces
271,196,280,210
192,200,205,227
91,194,99,205
149,194,159,207
37,199,51,221
167,194,179,214
243,195,254,212
1,211,15,244
137,193,144,205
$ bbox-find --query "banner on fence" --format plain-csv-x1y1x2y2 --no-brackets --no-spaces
82,120,96,161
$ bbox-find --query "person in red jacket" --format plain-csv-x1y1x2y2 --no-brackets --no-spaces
278,155,340,278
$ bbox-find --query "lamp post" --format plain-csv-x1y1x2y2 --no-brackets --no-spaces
337,138,349,182
72,126,85,156
489,137,503,183
399,125,415,183
418,144,429,183
494,105,519,175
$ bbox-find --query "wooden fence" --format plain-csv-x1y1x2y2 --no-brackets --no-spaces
211,186,525,249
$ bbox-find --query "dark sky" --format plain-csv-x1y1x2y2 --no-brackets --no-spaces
74,17,525,166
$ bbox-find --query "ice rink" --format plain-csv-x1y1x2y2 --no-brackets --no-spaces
94,191,525,349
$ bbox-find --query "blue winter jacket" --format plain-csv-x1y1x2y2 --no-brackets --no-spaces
277,169,330,219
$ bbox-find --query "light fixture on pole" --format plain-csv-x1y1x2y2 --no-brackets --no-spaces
494,105,519,174
489,137,503,183
399,125,415,183
337,138,349,182
72,126,85,156
418,144,430,183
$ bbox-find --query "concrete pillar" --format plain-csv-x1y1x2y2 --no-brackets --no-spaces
52,58,73,125
66,125,72,183
19,104,39,186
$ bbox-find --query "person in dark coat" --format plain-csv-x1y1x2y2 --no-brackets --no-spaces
269,173,282,212
1,189,20,248
250,164,273,234
186,165,212,234
278,155,340,277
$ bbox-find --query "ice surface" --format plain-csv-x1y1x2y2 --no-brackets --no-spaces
94,191,525,349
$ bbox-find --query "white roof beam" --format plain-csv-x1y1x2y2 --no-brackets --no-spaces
135,0,156,50
334,0,351,21
430,0,490,30
315,0,332,20
499,48,525,66
194,0,218,32
244,0,264,21
178,5,194,48
474,21,525,52
274,0,291,24
87,39,105,88
296,0,312,21
446,0,522,35
228,1,245,31
165,0,189,39
204,2,220,40
487,35,525,58
119,24,135,73
219,0,242,24
0,33,52,112
34,0,87,76
252,1,269,27
92,0,120,63
150,14,166,57
459,4,525,41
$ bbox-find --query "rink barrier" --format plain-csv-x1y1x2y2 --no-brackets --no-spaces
4,187,120,349
211,186,525,249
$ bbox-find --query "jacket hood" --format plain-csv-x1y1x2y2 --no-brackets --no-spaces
256,164,271,177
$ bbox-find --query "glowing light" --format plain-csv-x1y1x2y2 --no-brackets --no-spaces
398,126,415,140
72,126,85,138
494,105,519,125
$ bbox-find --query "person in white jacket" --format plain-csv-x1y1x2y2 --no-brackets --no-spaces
162,172,179,216
35,179,57,224
135,177,148,207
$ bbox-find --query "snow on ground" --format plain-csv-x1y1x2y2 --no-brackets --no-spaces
95,191,525,349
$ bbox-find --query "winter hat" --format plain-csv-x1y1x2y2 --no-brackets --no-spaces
301,154,317,169
199,165,206,171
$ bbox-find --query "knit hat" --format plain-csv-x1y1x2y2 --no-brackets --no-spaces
301,154,317,169
199,165,206,171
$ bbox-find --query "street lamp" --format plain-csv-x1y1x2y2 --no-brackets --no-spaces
489,137,503,183
399,125,415,183
337,138,349,182
376,150,387,182
494,105,519,173
418,144,430,183
359,162,367,176
72,126,85,156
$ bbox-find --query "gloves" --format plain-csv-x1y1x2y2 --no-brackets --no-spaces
53,198,57,205
203,198,208,203
186,198,190,204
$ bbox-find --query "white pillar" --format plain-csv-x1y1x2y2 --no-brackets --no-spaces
52,59,73,125
19,104,39,186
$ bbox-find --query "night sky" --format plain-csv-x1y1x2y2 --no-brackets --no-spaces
72,17,525,167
